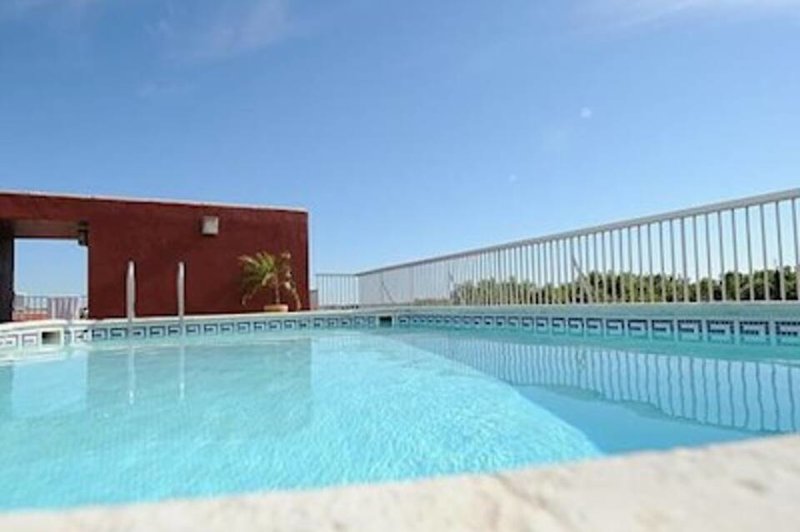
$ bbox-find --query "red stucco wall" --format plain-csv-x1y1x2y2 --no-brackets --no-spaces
0,193,309,319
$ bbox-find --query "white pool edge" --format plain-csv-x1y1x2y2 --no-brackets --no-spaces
1,303,799,355
1,434,798,531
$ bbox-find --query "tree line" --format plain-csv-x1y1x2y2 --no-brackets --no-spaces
445,267,799,304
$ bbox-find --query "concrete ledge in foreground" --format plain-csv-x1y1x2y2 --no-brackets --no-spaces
2,435,800,532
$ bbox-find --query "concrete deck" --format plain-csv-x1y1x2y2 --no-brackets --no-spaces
2,435,799,531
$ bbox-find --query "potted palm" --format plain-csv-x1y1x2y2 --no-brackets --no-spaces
239,251,301,312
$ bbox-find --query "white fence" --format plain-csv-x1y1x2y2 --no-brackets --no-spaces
315,274,359,309
13,295,87,321
317,189,800,308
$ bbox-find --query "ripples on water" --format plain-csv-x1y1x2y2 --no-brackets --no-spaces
0,329,797,510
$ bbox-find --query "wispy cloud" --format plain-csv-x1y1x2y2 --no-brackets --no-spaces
538,108,596,154
7,0,94,9
136,80,192,100
579,0,800,29
4,0,296,63
0,0,101,20
150,0,294,63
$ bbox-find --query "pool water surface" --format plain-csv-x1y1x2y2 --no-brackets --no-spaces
1,328,797,511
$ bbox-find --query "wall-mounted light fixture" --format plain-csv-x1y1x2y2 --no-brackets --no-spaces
77,221,89,247
201,215,219,236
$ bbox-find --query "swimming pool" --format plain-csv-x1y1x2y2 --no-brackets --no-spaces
1,327,797,511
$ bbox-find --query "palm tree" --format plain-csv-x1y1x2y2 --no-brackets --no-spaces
239,251,301,310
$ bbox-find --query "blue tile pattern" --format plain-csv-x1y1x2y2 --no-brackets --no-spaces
1,308,798,352
392,310,800,347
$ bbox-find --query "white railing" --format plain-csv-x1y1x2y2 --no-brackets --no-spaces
317,189,800,308
315,274,360,309
13,295,87,321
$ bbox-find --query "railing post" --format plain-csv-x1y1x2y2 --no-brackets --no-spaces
794,199,800,302
760,204,770,301
776,201,786,301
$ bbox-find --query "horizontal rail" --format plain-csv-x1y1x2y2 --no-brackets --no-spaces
318,188,800,309
358,188,800,275
13,295,87,321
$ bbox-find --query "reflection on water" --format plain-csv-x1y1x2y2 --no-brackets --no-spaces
0,333,602,510
0,329,798,511
401,331,800,436
84,338,315,435
0,339,315,450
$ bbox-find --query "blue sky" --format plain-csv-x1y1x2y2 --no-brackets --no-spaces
1,0,799,294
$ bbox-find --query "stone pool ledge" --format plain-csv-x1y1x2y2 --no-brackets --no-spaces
3,435,800,532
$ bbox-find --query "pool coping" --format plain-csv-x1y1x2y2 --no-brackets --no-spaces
1,434,799,531
2,302,799,354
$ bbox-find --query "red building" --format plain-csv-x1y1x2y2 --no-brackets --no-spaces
0,192,309,322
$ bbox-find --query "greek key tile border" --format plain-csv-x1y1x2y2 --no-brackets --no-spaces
79,315,381,345
394,312,800,347
2,308,800,353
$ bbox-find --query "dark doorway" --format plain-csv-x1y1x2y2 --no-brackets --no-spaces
0,223,12,323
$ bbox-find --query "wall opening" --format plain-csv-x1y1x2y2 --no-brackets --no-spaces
13,240,88,322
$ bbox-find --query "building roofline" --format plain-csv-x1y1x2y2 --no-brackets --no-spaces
0,189,308,214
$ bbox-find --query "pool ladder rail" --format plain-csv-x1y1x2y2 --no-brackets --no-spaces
124,260,187,334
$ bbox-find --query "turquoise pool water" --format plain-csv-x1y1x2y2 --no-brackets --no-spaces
1,328,798,511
